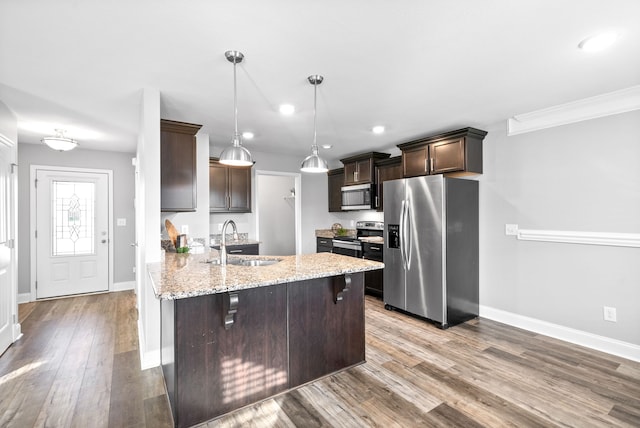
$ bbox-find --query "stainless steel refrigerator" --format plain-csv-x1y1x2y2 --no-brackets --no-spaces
383,175,478,328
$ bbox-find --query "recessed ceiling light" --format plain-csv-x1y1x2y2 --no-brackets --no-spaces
279,104,295,115
321,144,332,149
578,32,618,52
242,131,254,139
372,125,385,134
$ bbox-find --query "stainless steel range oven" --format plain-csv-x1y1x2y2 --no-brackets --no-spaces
331,221,384,297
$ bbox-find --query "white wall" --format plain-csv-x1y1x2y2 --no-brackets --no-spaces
17,144,136,293
161,132,210,241
478,110,640,347
257,174,295,255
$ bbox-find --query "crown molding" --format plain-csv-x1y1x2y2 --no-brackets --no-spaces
507,85,640,136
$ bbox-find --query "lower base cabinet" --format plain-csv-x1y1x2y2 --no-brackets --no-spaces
161,273,365,427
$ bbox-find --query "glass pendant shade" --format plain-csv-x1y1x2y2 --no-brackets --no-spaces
301,74,328,173
220,50,253,167
42,130,78,151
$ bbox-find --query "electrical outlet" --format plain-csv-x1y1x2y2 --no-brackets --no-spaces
218,223,223,231
117,218,127,226
181,225,189,234
603,306,617,322
132,266,136,274
505,224,519,236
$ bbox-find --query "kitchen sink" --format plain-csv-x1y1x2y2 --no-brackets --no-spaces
203,258,281,267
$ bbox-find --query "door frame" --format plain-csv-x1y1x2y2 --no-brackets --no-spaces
254,170,302,255
0,132,19,345
29,165,114,301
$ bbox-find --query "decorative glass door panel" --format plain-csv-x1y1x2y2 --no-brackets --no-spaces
52,181,95,256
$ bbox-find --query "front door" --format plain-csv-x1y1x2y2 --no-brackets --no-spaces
35,169,109,299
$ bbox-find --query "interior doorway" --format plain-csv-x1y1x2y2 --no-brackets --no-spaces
0,134,16,355
31,166,112,299
255,171,301,255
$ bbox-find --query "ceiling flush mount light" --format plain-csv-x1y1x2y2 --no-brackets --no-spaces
372,125,385,134
321,144,333,149
301,75,329,173
242,131,254,140
279,104,295,115
41,129,78,151
219,50,253,166
578,32,618,52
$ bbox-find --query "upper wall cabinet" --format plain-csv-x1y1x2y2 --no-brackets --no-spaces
398,127,487,177
209,158,252,213
341,152,390,185
374,156,402,212
161,119,202,212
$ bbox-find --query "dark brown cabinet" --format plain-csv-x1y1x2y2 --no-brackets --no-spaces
398,127,487,178
209,158,252,213
341,152,390,185
161,273,365,427
162,284,288,428
161,119,202,212
288,274,365,387
327,168,344,212
316,237,333,253
374,156,403,212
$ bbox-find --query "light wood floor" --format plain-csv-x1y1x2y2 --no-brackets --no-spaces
1,291,639,427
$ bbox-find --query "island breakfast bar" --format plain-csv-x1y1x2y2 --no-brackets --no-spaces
149,250,384,428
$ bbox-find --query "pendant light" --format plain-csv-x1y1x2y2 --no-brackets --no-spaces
41,129,78,151
219,50,253,166
301,75,329,173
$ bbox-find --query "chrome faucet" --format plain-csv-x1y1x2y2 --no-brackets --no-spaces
219,219,239,266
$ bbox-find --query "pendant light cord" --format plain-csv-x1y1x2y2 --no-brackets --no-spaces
233,57,239,139
312,80,318,153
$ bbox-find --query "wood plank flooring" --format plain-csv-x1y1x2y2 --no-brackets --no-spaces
1,291,638,427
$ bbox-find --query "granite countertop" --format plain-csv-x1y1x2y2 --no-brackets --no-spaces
148,249,384,300
315,229,356,239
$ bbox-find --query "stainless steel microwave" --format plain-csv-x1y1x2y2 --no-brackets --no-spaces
341,183,373,210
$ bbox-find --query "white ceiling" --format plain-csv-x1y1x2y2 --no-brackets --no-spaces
1,1,639,162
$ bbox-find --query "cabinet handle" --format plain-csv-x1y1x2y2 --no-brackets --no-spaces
229,249,243,253
354,171,358,182
224,292,239,329
430,158,434,172
375,196,379,208
370,246,381,251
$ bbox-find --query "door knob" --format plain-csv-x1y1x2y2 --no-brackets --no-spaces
101,239,107,243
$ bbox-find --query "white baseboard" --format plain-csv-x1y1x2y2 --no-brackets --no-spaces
479,305,640,363
112,281,135,292
138,319,161,370
17,293,31,304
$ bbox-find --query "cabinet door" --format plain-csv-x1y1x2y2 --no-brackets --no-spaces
161,130,197,212
174,285,288,427
375,159,402,211
316,237,333,253
402,146,428,177
327,169,344,212
209,162,228,212
431,138,465,174
288,273,365,388
344,162,358,185
355,159,372,183
228,166,251,212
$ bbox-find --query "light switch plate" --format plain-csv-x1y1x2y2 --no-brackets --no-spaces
505,224,519,236
117,218,127,226
181,225,189,234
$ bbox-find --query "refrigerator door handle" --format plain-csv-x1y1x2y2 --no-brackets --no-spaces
399,199,406,270
404,197,411,269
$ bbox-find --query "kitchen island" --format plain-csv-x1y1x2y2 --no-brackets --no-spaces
149,250,383,428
